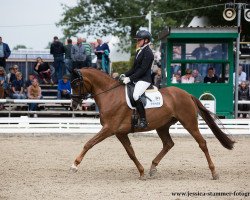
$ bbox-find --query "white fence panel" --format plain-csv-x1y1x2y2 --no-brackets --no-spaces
0,117,249,135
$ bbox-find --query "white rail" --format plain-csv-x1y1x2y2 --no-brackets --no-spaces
0,117,249,135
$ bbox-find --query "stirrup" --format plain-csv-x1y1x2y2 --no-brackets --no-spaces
138,118,148,129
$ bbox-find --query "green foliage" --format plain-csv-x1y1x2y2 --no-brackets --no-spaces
112,61,130,74
58,0,250,54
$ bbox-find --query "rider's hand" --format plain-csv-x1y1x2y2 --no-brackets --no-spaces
123,77,130,84
119,74,125,82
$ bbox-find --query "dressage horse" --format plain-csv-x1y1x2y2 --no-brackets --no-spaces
70,68,234,180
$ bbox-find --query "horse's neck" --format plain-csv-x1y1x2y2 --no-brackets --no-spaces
84,69,117,94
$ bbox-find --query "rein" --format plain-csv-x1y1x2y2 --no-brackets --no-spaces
71,69,123,101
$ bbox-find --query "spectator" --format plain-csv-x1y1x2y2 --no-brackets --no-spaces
8,65,19,84
0,67,7,110
10,72,26,99
204,67,218,83
181,69,194,83
191,43,210,77
64,38,73,75
192,69,203,83
82,38,92,67
57,75,71,99
25,74,35,89
34,57,53,84
50,36,65,82
154,68,162,88
233,64,247,85
238,81,250,118
71,37,86,70
0,36,11,69
27,79,42,112
95,39,110,71
111,72,119,80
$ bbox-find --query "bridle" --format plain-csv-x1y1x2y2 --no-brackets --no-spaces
70,69,123,103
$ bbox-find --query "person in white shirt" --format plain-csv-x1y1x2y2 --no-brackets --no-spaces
181,69,194,83
233,64,247,85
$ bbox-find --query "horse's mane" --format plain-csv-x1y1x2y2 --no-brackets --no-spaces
83,67,119,84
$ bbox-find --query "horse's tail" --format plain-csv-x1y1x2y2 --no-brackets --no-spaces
191,95,235,150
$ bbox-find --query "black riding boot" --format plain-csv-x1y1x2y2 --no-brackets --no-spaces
135,98,148,128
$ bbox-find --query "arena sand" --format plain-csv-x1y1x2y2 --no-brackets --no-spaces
0,134,249,200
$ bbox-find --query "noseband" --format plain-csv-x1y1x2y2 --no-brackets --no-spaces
70,69,91,102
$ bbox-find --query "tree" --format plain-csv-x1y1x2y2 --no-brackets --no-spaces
58,0,250,55
13,45,27,50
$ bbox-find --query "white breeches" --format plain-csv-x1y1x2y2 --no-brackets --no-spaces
133,81,151,101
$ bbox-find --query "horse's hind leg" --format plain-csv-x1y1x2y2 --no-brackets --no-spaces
149,123,174,177
180,119,219,180
116,134,145,179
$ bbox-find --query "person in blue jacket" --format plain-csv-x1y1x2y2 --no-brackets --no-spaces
120,30,154,129
0,36,11,69
57,75,71,99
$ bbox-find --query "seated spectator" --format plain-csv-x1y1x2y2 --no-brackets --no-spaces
10,72,26,99
192,69,203,83
27,79,42,111
238,81,250,118
34,57,53,84
25,74,36,93
57,75,71,99
204,67,218,83
8,65,19,85
181,69,194,83
233,64,247,86
0,67,7,110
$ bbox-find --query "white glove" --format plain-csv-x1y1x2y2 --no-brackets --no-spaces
123,77,130,84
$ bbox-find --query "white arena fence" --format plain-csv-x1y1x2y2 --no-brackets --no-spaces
0,117,249,135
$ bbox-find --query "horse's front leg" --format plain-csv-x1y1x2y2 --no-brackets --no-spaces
70,126,113,173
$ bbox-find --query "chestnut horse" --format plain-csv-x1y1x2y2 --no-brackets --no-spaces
70,68,234,180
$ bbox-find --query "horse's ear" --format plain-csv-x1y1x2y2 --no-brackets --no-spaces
73,69,83,80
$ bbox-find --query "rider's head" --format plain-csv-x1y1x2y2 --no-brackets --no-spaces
134,30,151,48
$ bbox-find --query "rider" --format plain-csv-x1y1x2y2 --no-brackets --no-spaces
120,30,154,128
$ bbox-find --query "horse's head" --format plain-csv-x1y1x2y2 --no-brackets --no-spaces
70,69,92,110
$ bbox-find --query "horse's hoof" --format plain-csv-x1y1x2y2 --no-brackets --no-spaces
139,175,147,181
149,168,157,177
69,164,78,173
212,173,219,180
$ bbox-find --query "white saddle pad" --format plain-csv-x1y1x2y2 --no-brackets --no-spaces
125,86,163,109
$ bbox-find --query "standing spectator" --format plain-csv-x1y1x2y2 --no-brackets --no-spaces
27,79,42,112
34,57,53,84
192,69,203,83
82,38,92,67
238,81,250,118
95,39,110,70
57,75,71,99
71,37,86,70
50,36,65,82
181,69,194,83
10,72,26,99
191,43,210,77
233,64,247,86
0,36,11,69
204,67,218,83
154,68,162,88
64,38,73,75
111,72,119,80
0,67,7,110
